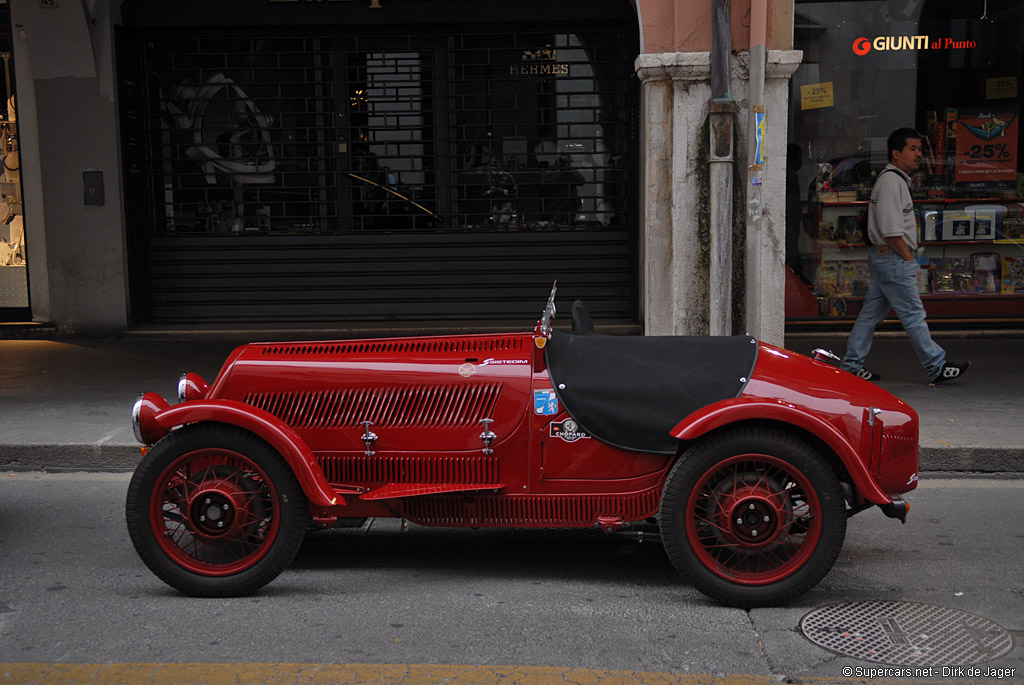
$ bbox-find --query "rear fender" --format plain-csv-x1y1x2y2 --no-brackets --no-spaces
152,400,340,508
670,397,891,505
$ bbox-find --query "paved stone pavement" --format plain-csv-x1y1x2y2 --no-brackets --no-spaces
0,330,1021,472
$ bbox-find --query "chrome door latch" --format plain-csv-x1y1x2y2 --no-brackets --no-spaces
361,420,378,457
868,406,882,427
479,418,497,455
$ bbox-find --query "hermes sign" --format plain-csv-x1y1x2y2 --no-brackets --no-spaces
510,46,568,78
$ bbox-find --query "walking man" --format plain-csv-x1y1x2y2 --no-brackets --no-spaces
840,128,969,384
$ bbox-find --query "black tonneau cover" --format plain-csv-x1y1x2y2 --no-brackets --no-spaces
545,331,758,454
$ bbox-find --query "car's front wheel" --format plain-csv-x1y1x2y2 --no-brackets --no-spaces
660,427,847,607
125,423,307,596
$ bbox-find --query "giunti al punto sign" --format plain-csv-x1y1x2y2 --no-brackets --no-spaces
853,35,976,55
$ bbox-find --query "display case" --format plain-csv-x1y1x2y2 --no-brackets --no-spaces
803,197,1024,320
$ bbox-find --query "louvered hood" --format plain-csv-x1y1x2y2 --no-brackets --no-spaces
209,333,534,452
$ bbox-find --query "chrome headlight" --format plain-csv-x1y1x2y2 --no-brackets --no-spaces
131,392,171,445
177,372,210,403
132,394,145,444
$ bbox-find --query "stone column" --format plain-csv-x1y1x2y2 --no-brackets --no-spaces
739,50,803,346
635,50,801,344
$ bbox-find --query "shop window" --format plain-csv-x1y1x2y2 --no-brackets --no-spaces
787,0,1024,323
0,9,29,315
128,29,631,236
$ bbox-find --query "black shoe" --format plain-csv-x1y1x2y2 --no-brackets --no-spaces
855,367,881,381
931,361,970,384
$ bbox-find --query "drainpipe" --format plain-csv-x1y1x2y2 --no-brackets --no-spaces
745,0,768,339
709,0,735,336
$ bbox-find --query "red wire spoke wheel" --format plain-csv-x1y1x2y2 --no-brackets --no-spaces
660,428,847,608
686,454,821,583
127,424,307,597
150,452,279,576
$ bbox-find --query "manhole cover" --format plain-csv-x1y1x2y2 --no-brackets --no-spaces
800,601,1014,666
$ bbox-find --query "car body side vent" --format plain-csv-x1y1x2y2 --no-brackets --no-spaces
244,383,503,429
259,336,525,357
402,488,662,527
318,453,500,486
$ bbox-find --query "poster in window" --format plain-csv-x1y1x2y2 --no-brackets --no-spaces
800,82,833,111
986,76,1018,100
955,107,1018,190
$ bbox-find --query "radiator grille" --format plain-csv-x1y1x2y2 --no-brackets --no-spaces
244,383,501,429
402,489,660,527
882,431,917,466
319,453,499,486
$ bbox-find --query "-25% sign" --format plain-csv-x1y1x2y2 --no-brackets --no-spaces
964,142,1012,162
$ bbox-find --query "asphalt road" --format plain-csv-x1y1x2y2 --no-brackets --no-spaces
0,473,1021,683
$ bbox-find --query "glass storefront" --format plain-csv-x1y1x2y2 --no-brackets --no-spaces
0,4,28,318
787,0,1024,325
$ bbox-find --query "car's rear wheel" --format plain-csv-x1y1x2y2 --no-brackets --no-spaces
660,427,847,607
126,423,307,596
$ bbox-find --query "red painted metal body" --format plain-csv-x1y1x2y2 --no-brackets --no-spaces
674,342,918,504
133,331,919,529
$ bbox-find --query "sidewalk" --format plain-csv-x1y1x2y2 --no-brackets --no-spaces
1,330,1021,473
785,331,1024,473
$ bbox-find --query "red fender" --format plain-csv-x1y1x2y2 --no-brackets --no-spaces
151,399,341,508
670,397,892,505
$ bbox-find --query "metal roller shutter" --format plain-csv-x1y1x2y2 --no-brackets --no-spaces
119,24,639,324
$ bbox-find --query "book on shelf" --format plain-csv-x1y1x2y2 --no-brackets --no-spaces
814,260,868,297
974,215,996,240
1002,256,1024,294
929,257,972,292
1000,215,1024,240
966,204,1002,240
943,210,974,241
921,209,942,241
973,252,1000,292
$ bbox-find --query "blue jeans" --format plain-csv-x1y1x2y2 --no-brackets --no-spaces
841,250,946,380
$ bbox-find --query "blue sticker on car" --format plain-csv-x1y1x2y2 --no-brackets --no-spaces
534,389,558,415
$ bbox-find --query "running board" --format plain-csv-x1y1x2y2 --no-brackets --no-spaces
359,482,505,501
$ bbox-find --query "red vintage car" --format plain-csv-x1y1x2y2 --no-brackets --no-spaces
126,286,918,607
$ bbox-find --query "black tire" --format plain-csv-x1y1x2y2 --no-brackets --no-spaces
660,427,847,608
125,423,308,597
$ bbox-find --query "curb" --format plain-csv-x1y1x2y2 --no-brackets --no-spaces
1,444,142,471
919,446,1023,473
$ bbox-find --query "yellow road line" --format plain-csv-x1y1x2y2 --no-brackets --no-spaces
1,663,1009,684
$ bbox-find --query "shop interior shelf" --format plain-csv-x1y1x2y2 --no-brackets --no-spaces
819,293,1024,301
816,196,1024,206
